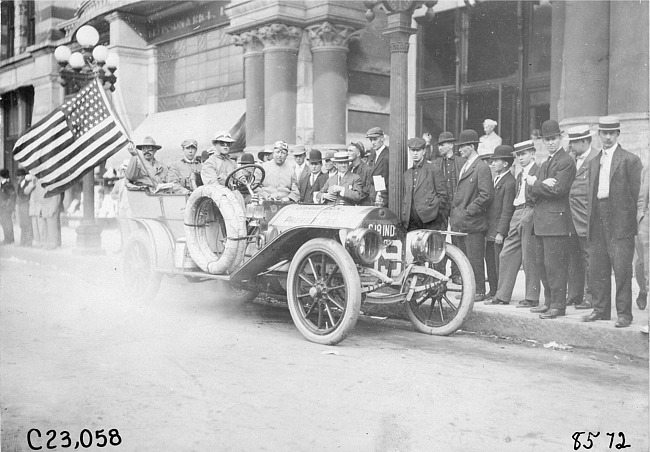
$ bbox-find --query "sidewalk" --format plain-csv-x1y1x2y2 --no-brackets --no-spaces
2,225,648,360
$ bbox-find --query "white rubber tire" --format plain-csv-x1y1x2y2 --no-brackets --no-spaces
184,185,247,275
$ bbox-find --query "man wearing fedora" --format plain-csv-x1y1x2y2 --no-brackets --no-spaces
257,140,300,202
126,136,169,188
201,131,238,186
493,140,548,307
292,146,309,183
582,117,642,328
401,137,448,232
566,125,598,310
298,149,328,204
366,127,389,206
526,119,577,319
168,138,202,191
316,152,363,206
482,145,516,303
348,142,373,206
450,129,494,301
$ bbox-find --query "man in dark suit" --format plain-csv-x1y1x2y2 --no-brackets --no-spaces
527,120,577,319
348,142,373,206
482,145,516,302
450,129,495,301
493,140,548,306
566,125,598,310
432,132,465,228
366,127,389,206
582,117,642,328
317,152,363,206
401,137,448,231
298,149,328,203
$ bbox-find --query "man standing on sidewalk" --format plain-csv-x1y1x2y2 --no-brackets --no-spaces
566,125,598,310
582,117,642,328
449,129,494,301
527,120,576,319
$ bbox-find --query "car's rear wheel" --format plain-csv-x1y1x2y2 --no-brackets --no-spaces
287,239,361,345
123,230,162,302
404,244,475,335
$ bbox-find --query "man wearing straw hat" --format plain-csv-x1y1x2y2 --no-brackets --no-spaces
316,151,363,206
566,125,597,310
582,116,642,328
526,120,576,319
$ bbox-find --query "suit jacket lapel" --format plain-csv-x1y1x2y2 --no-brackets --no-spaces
609,145,622,182
459,158,477,182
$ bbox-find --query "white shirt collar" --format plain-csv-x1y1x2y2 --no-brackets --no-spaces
576,147,592,160
603,144,617,156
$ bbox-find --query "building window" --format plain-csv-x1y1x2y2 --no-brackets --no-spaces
26,0,35,46
157,27,243,112
2,86,34,173
419,10,456,89
1,1,15,59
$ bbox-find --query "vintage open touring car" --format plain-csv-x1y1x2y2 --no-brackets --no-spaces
122,163,476,345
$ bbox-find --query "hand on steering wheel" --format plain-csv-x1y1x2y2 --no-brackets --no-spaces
225,164,265,196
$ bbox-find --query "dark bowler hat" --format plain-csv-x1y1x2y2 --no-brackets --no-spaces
482,145,515,161
437,131,456,145
307,149,322,163
541,120,562,139
407,137,426,150
512,140,536,154
598,116,620,131
240,152,255,165
0,168,10,178
567,125,591,142
456,129,479,146
366,127,384,138
258,149,272,160
136,136,162,150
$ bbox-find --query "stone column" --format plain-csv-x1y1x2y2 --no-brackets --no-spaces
307,22,355,150
384,11,416,212
607,0,649,166
259,23,302,147
232,31,265,154
14,0,28,54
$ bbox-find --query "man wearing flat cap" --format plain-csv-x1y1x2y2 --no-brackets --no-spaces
257,140,300,202
401,137,447,232
348,142,373,206
526,119,576,319
126,136,169,188
582,116,642,328
566,125,597,310
449,129,495,301
168,138,202,191
477,119,502,156
201,131,238,186
366,127,389,206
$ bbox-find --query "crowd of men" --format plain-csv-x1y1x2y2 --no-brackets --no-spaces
120,117,647,329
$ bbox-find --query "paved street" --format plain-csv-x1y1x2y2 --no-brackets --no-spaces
1,241,648,452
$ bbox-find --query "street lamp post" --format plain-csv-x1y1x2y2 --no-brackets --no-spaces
363,1,437,213
55,25,117,254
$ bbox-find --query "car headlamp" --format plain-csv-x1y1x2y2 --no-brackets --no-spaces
410,230,446,264
345,228,383,265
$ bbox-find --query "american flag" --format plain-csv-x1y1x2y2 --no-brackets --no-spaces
13,78,129,197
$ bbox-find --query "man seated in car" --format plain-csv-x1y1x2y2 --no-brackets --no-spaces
167,138,202,191
256,140,300,203
125,136,168,188
201,131,238,186
315,151,363,206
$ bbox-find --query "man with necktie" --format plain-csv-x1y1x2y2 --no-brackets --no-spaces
316,152,363,206
298,149,328,203
582,117,642,328
526,120,577,319
366,127,389,206
566,125,598,310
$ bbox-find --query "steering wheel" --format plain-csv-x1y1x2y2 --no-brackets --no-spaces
225,164,265,196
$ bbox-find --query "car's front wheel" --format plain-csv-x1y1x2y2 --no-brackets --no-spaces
287,238,361,345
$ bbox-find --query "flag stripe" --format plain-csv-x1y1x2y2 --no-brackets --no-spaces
34,118,118,180
13,112,68,161
40,124,128,186
21,129,75,171
13,109,63,152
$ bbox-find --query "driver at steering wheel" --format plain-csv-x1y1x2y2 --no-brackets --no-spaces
255,140,300,203
201,131,237,186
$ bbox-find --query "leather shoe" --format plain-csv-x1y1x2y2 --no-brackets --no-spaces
575,301,592,310
637,293,648,310
539,308,565,319
485,298,509,305
615,318,631,328
566,297,580,306
474,293,488,302
581,312,610,322
516,299,539,308
530,305,549,313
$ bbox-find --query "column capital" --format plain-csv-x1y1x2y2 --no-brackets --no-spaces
387,32,411,53
306,22,357,51
258,23,302,51
231,30,264,56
